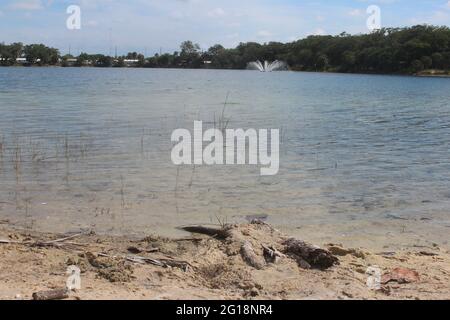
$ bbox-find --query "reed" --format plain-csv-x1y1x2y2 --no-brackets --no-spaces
120,175,126,209
80,132,87,158
216,92,231,134
175,167,180,215
0,134,4,173
140,128,145,155
0,134,4,159
64,133,69,160
13,141,21,181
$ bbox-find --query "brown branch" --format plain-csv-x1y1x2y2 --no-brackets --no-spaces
283,238,339,270
179,225,232,240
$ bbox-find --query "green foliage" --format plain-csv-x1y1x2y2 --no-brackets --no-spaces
24,44,59,65
411,59,424,72
0,42,23,65
114,57,125,67
96,55,112,67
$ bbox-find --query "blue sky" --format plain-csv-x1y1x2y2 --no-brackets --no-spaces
1,0,449,55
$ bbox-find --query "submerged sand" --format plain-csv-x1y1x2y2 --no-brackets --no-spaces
0,221,449,300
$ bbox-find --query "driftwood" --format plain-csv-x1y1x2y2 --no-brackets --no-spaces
0,239,24,244
97,253,191,271
123,255,166,267
180,226,232,240
173,238,204,243
34,233,87,248
283,238,339,270
241,241,265,270
262,244,285,264
127,246,159,254
32,288,69,301
179,224,338,271
0,233,88,249
130,256,191,271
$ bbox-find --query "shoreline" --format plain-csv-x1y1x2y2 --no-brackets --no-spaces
2,65,450,78
1,221,449,300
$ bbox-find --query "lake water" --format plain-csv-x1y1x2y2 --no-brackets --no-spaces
1,67,450,249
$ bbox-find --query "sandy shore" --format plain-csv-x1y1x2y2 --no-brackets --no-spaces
1,221,449,300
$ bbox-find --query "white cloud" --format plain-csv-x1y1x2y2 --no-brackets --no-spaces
207,8,226,18
313,28,326,36
10,0,43,10
257,30,274,37
348,9,363,17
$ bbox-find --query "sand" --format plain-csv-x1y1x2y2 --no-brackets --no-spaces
0,221,449,300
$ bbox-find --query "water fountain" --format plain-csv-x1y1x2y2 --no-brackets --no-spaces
247,60,287,72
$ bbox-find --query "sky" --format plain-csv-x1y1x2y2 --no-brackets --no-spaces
1,0,450,55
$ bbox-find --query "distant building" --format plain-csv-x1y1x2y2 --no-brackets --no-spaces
16,58,28,64
64,58,78,66
124,59,140,66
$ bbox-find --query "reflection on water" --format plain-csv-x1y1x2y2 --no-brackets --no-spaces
0,68,450,247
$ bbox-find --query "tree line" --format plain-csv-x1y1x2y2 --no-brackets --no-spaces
1,25,450,74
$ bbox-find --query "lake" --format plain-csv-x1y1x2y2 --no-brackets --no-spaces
1,67,450,249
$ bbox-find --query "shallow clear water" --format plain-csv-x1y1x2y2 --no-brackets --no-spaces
1,67,450,246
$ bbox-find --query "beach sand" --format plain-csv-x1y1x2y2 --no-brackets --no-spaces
1,221,449,300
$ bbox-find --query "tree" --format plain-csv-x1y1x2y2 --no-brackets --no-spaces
24,44,59,65
208,44,225,57
431,52,443,69
0,42,23,65
342,51,356,71
96,55,112,67
180,41,200,57
115,56,125,67
126,52,138,59
179,41,201,67
137,54,145,67
411,59,424,72
420,56,432,69
316,54,329,71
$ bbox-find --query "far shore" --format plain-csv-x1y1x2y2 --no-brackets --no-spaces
2,64,450,79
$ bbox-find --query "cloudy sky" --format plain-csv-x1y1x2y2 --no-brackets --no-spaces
1,0,449,55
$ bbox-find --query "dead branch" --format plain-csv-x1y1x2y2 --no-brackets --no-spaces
127,246,159,254
180,225,232,240
97,252,191,271
283,238,339,270
0,239,25,244
41,232,87,245
262,244,285,264
32,288,69,301
241,241,265,270
173,238,204,243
